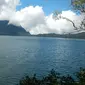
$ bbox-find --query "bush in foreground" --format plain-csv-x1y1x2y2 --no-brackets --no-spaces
17,68,85,85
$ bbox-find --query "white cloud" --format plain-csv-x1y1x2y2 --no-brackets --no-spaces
45,11,84,34
0,0,20,20
0,0,84,34
15,6,46,30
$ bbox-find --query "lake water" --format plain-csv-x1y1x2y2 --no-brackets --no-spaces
0,36,85,85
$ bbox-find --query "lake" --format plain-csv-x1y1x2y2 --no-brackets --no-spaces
0,36,85,85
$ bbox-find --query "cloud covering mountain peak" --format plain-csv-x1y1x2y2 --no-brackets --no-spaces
0,0,84,34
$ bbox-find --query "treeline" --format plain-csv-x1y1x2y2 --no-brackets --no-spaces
35,32,85,39
17,68,85,85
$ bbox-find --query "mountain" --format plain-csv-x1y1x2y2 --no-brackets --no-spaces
36,32,85,39
0,20,30,36
0,20,85,39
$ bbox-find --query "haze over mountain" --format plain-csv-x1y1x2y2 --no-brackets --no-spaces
0,20,30,36
0,20,85,39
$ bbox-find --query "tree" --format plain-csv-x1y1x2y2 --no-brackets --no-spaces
71,0,85,13
76,68,85,85
53,0,85,32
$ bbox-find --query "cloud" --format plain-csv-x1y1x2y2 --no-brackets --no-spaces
0,0,20,20
15,6,46,30
0,0,5,6
45,10,84,34
0,0,84,34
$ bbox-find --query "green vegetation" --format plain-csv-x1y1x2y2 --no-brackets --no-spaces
17,68,85,85
71,0,85,30
71,0,85,12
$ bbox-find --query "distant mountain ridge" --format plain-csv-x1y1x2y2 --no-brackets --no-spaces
36,32,85,39
0,20,85,39
0,20,30,36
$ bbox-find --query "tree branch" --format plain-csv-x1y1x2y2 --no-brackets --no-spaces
60,16,78,30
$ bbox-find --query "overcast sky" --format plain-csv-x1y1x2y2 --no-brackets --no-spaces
0,0,84,34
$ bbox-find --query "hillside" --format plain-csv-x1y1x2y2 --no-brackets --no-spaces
0,20,85,39
0,20,30,36
36,32,85,39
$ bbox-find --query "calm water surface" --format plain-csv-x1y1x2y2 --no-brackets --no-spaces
0,36,85,85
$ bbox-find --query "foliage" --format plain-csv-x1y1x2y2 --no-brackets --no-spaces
71,0,85,30
71,0,85,13
17,68,85,85
76,68,85,85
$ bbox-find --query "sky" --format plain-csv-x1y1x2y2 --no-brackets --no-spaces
0,0,84,34
17,0,71,15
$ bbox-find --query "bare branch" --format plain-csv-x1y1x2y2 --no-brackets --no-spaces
59,16,78,30
53,13,85,32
